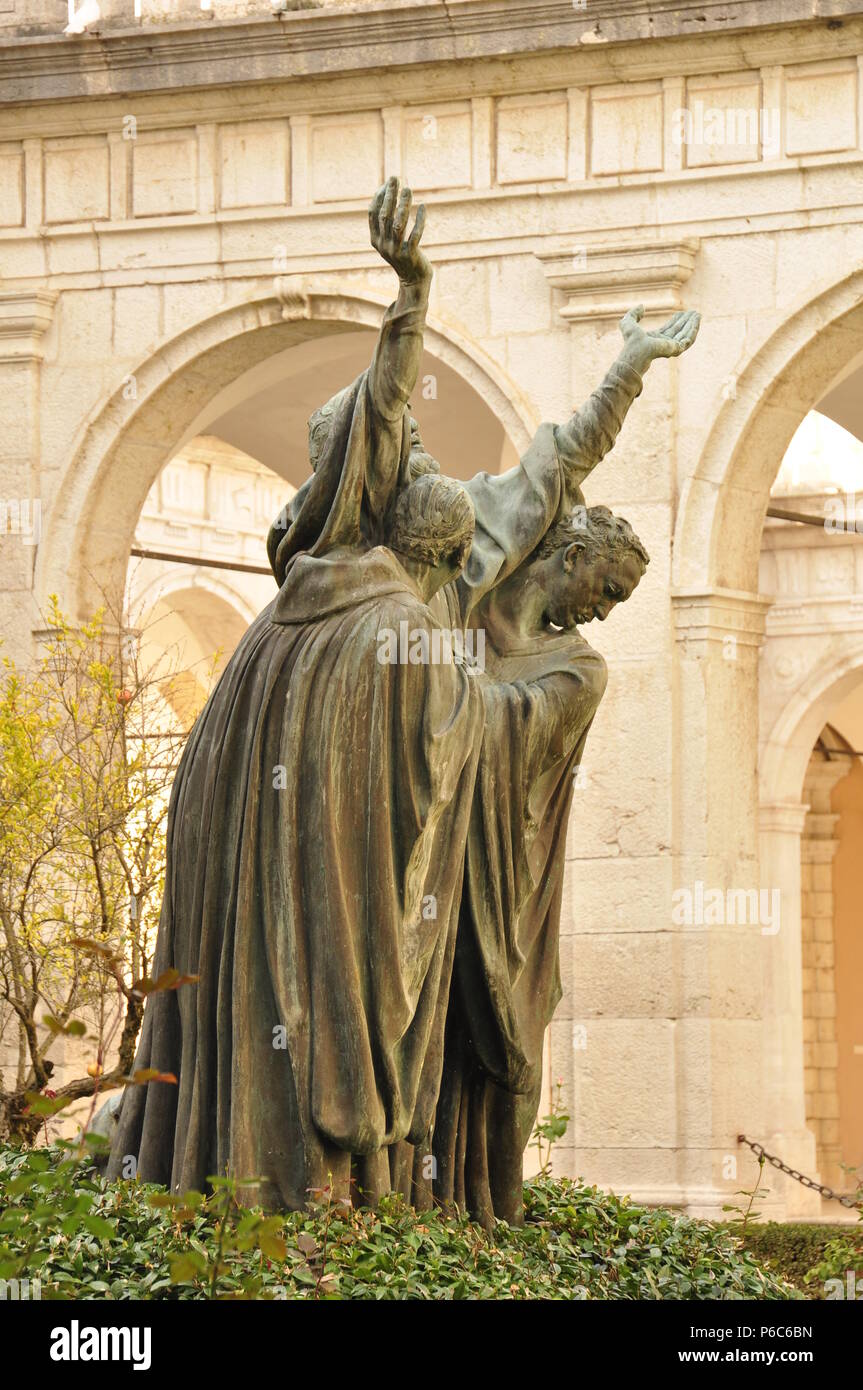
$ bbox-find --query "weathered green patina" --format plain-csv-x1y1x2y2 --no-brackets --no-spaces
109,179,700,1226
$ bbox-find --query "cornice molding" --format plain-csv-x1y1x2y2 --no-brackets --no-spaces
0,289,59,362
671,586,774,646
1,0,862,105
758,801,810,835
537,238,699,323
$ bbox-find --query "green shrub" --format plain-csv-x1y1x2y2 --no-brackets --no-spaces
739,1221,863,1297
809,1227,863,1295
0,1141,798,1301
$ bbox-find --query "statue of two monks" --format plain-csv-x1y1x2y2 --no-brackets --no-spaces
108,179,699,1228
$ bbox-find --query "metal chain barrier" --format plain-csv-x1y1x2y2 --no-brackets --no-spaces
738,1134,863,1211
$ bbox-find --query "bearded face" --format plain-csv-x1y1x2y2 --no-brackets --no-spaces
309,406,439,480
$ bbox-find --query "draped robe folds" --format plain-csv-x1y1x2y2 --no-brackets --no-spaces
109,546,483,1207
109,301,488,1207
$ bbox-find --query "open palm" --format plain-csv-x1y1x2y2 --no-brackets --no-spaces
620,304,701,371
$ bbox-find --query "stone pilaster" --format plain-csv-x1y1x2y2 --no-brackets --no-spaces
800,754,846,1198
0,289,58,664
759,800,821,1218
669,588,780,1215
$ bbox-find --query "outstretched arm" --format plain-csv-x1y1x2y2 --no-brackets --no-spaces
555,305,701,506
368,177,433,422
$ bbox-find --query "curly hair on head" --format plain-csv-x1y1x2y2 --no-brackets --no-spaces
533,504,650,571
388,475,476,567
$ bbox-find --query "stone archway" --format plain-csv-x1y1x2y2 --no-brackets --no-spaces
761,636,863,1190
37,286,534,624
758,646,863,1213
762,645,863,810
128,568,260,634
674,267,863,596
131,576,255,725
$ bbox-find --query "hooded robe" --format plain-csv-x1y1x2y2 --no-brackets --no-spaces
109,306,486,1206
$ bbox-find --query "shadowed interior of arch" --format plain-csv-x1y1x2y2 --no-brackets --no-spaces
186,331,519,489
122,326,522,703
40,307,524,624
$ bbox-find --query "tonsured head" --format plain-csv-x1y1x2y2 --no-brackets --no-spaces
387,474,475,599
528,505,649,631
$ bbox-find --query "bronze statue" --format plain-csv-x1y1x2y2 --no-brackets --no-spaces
109,179,699,1227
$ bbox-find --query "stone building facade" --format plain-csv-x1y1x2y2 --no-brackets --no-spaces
1,0,862,1218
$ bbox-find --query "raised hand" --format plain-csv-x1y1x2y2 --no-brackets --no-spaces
619,304,701,374
369,177,431,286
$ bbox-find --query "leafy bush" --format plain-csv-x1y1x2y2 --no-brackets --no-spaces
808,1227,863,1295
0,1141,798,1301
0,601,203,1143
738,1221,863,1297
